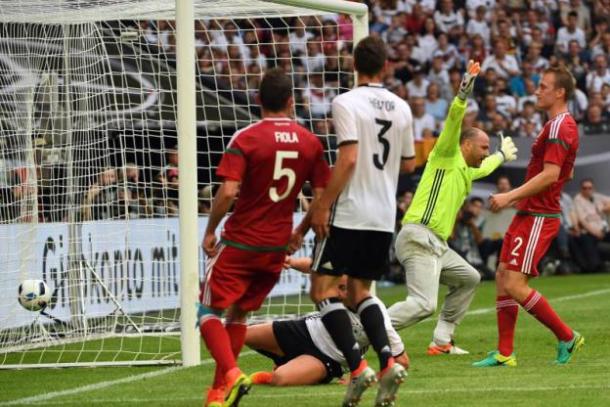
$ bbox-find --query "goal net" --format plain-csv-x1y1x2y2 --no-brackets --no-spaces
0,0,366,367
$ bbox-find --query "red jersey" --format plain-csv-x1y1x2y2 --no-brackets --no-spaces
517,112,579,214
216,118,330,250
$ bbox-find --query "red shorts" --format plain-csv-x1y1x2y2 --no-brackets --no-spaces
200,244,285,312
500,214,560,277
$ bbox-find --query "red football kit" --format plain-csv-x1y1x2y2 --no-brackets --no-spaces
201,118,330,311
500,112,579,277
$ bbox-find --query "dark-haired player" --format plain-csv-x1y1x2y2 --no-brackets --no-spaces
199,68,330,406
474,66,584,367
298,35,416,407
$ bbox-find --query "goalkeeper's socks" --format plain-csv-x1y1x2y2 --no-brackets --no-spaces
200,316,236,375
519,290,573,342
357,297,392,371
318,297,362,372
226,321,247,357
496,295,519,356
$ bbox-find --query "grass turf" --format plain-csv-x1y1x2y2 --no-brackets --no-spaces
1,273,609,406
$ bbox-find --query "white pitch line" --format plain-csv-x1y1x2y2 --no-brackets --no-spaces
1,352,255,406
422,288,610,320
3,287,609,406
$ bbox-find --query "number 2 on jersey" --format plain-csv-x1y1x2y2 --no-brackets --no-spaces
373,118,392,170
269,151,299,202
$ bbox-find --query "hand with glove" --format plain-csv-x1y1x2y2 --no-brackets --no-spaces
457,60,481,101
497,131,518,162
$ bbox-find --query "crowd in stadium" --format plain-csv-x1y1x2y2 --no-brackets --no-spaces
145,0,610,139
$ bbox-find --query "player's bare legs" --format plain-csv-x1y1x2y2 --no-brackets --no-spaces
245,324,328,386
270,355,328,386
244,323,284,356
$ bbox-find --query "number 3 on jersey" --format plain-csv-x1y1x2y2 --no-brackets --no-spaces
269,150,299,202
373,118,392,170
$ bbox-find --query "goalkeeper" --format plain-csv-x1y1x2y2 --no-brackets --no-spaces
387,61,518,355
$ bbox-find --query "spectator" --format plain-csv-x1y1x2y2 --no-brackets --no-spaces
434,0,465,37
560,0,592,34
481,38,520,79
517,78,538,110
449,199,490,278
573,178,610,272
406,65,430,98
289,18,313,56
492,78,517,119
411,97,436,140
418,17,438,63
427,55,451,92
405,3,426,34
302,71,335,118
384,13,408,45
523,41,549,73
82,167,119,221
467,34,488,66
582,104,610,135
199,185,213,215
556,11,587,54
586,55,610,93
466,6,491,46
509,61,540,97
591,30,610,60
569,86,590,122
479,176,515,269
425,82,448,125
393,43,421,84
512,101,543,138
432,33,459,70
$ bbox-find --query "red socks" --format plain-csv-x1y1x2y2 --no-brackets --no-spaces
496,295,519,356
207,320,247,389
226,322,247,357
519,290,573,342
200,316,236,384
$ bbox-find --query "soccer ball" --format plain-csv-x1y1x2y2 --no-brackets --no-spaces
18,279,52,312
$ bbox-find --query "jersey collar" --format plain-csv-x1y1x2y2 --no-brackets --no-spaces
358,83,385,88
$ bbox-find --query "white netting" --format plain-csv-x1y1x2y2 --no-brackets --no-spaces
0,1,358,366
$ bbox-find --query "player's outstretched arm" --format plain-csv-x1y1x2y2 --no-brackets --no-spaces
434,60,480,157
202,180,239,257
489,163,560,211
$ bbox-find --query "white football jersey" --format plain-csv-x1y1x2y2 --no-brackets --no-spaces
331,84,415,232
305,297,404,366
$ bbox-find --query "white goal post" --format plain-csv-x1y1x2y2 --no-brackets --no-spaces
0,0,369,369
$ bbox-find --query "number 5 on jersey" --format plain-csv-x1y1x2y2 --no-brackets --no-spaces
269,151,299,202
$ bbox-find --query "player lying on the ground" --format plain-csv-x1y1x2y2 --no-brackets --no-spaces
387,60,518,356
245,257,409,386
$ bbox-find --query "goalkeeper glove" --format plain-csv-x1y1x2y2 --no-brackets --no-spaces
457,60,481,101
497,132,518,162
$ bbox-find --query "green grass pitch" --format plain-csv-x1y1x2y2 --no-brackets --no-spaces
1,273,609,406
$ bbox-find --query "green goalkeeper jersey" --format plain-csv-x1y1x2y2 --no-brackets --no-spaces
403,97,504,241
